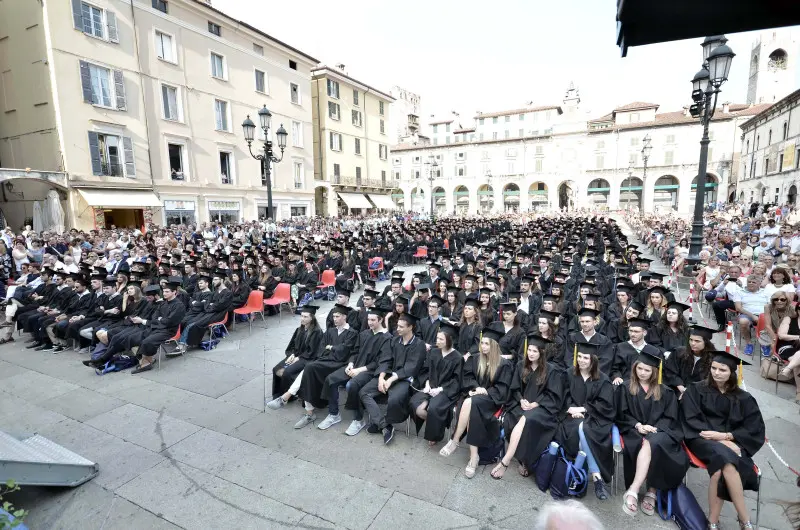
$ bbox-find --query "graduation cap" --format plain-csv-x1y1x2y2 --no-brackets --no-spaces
481,325,505,343
336,287,353,298
667,301,691,314
649,272,666,280
396,295,410,306
464,299,481,310
575,341,600,365
689,324,718,341
647,285,670,296
629,300,645,312
577,308,600,319
538,310,560,322
212,269,228,279
397,312,419,326
428,263,441,270
417,283,433,292
363,288,380,299
300,305,320,315
499,302,518,313
330,304,352,316
391,275,404,285
520,275,536,284
637,258,654,264
464,274,479,282
143,284,161,295
439,321,459,338
429,294,445,306
102,277,117,287
543,294,560,304
627,318,651,330
526,334,553,350
479,287,494,296
712,350,752,386
391,269,406,277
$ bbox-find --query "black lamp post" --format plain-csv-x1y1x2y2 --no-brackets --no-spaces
242,105,288,221
626,162,634,211
641,134,652,212
684,36,735,274
423,154,438,218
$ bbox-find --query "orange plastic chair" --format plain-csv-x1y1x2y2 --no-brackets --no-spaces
682,441,762,527
264,282,292,323
413,246,428,263
233,290,265,334
367,257,384,280
317,269,336,289
208,315,229,342
157,325,181,371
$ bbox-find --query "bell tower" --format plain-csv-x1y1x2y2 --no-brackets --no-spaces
746,28,797,105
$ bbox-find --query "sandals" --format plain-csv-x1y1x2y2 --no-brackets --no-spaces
465,456,479,479
622,490,638,516
439,439,458,457
518,463,529,477
641,491,657,516
490,460,508,480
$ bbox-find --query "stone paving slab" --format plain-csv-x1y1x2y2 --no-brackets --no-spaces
86,403,202,452
35,387,127,423
138,356,261,398
0,390,69,433
2,369,79,402
367,491,479,530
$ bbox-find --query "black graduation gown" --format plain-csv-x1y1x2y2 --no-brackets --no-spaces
555,371,616,483
563,331,614,376
681,382,765,499
441,303,463,322
271,326,323,397
497,326,525,362
185,288,233,346
663,349,711,390
504,362,565,470
417,316,441,346
456,356,513,447
321,329,391,411
456,321,481,356
648,326,688,353
409,348,463,442
297,327,359,409
610,342,647,382
616,382,689,490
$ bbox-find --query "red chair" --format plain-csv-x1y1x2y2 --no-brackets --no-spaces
233,290,265,334
264,282,291,323
208,315,229,345
413,246,428,263
317,269,336,290
367,257,384,280
157,326,181,371
682,442,761,527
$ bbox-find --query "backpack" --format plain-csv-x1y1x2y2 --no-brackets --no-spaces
532,445,558,492
477,427,505,465
657,485,708,530
95,354,138,375
549,449,588,500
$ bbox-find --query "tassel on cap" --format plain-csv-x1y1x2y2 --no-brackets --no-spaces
573,343,577,367
524,337,528,356
658,359,663,385
738,359,743,386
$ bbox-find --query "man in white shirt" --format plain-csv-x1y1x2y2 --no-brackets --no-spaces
760,218,780,248
732,275,770,356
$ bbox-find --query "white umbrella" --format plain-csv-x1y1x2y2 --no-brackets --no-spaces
32,201,43,233
45,190,65,234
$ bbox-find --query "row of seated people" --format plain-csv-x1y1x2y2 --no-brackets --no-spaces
266,303,764,526
6,268,252,374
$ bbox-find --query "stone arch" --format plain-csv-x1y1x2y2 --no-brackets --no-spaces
620,176,643,211
432,186,446,215
691,173,719,204
587,178,610,208
478,184,493,214
654,175,679,210
769,48,788,70
392,188,405,210
503,183,520,212
411,187,426,213
453,185,470,215
314,185,330,216
556,180,577,210
789,185,797,205
528,182,548,211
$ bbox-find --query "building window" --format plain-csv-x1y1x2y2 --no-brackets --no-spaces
152,0,167,13
327,79,340,98
768,129,772,145
433,138,438,145
596,140,605,149
393,170,400,180
797,149,800,169
629,153,638,166
379,144,387,160
756,135,760,149
596,155,604,169
254,69,266,93
519,114,525,121
445,136,451,144
210,53,226,79
784,122,789,140
456,152,466,161
746,140,750,153
666,134,675,144
219,151,232,184
432,124,438,133
208,21,221,36
707,148,713,162
213,99,229,131
518,129,524,137
507,161,515,174
492,132,498,140
535,159,543,172
293,161,304,189
352,109,363,127
329,132,342,151
379,101,384,115
290,83,300,104
353,89,359,106
504,130,510,139
168,143,184,180
631,137,640,146
779,153,785,171
289,60,297,70
77,2,106,38
535,145,544,155
333,163,340,178
355,138,361,155
161,84,180,121
290,206,306,217
83,63,113,108
381,170,386,185
479,133,484,141
291,121,303,148
492,117,498,124
253,43,263,55
380,119,385,134
765,157,770,174
446,123,451,132
328,102,340,120
506,148,517,158
88,132,128,177
356,167,362,183
155,30,175,62
505,116,510,122
664,151,674,165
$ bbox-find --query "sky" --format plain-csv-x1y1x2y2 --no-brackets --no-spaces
214,0,799,123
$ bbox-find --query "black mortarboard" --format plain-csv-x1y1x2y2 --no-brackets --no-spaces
439,321,459,338
330,304,352,315
667,301,691,313
336,287,353,297
300,305,320,315
637,347,663,369
144,285,161,295
647,286,670,296
398,313,419,326
627,318,651,330
539,310,561,322
577,308,600,319
712,350,752,370
429,295,445,306
367,307,388,318
576,341,600,356
481,326,505,343
526,334,553,349
363,288,380,299
464,299,481,310
629,300,644,312
689,324,718,341
499,302,518,312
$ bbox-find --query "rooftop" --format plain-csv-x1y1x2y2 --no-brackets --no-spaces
588,103,770,131
740,89,799,129
475,105,562,120
613,101,660,112
311,65,395,102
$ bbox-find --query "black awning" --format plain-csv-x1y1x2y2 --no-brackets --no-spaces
617,0,800,56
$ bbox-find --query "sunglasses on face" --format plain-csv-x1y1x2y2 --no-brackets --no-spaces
774,298,788,302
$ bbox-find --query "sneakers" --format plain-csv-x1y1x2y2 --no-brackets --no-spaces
345,419,365,436
317,413,342,430
383,425,395,445
266,397,286,410
293,413,316,429
743,344,754,356
78,347,90,354
367,423,381,434
760,344,772,358
594,478,609,500
51,345,66,354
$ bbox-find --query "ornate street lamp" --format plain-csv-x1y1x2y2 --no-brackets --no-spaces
685,36,735,273
242,105,287,221
641,134,652,212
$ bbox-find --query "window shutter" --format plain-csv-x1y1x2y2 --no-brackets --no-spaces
106,11,119,43
113,69,126,110
122,136,136,176
87,131,102,175
71,0,83,30
79,60,93,103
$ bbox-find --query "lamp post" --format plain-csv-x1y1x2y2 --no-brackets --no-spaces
685,36,735,274
486,170,493,214
626,162,634,211
421,154,438,217
641,134,652,212
241,105,288,221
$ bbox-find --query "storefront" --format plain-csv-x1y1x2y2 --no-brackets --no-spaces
76,188,161,230
163,200,196,226
257,197,313,220
208,200,241,224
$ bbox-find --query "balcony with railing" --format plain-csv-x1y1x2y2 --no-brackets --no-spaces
332,174,392,189
99,163,122,177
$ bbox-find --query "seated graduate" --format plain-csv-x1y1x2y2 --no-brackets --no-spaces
130,278,186,374
358,312,426,444
494,302,526,362
563,307,614,376
648,301,690,353
617,350,689,518
564,293,605,334
680,351,765,530
492,334,565,479
325,288,361,330
417,294,444,350
409,321,464,445
442,286,463,322
439,327,513,479
267,305,323,408
174,269,232,353
610,318,655,386
228,270,251,310
605,285,633,323
456,299,482,358
292,304,359,429
317,307,391,434
644,286,670,324
607,300,644,344
663,324,718,398
555,342,616,501
535,310,563,359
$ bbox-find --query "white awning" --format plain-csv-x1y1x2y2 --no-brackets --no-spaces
337,192,372,209
78,189,161,207
368,194,396,209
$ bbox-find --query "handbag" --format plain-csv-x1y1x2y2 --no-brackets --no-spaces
533,445,558,492
760,357,793,382
657,484,708,530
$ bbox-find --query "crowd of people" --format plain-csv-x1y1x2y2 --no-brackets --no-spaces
0,212,787,528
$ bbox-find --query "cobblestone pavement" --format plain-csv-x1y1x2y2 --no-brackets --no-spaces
1,219,797,529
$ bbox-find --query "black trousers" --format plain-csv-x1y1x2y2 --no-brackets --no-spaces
359,378,411,430
712,299,735,329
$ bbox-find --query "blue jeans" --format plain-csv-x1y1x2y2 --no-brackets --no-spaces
178,322,197,344
578,421,600,474
328,379,363,421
